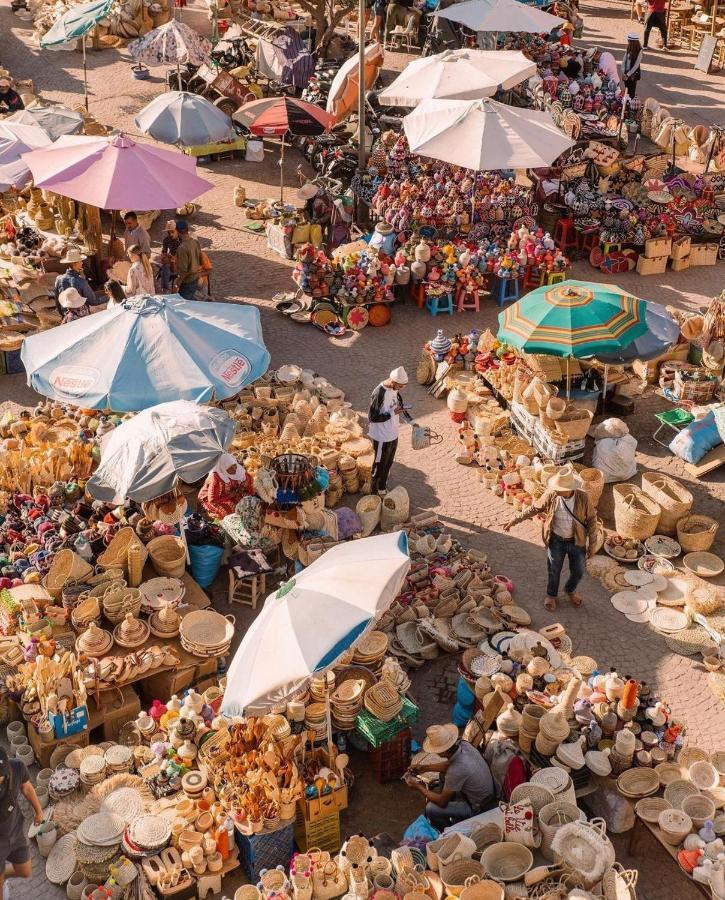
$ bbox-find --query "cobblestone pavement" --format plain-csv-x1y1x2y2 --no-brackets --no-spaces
0,2,723,898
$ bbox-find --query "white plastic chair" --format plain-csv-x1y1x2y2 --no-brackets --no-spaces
388,14,418,51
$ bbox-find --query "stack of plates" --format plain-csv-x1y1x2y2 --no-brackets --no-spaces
181,770,208,799
304,701,328,741
363,681,402,722
331,678,366,730
104,744,133,773
80,754,107,787
179,609,234,658
352,631,389,674
77,812,125,847
139,577,185,615
310,671,336,701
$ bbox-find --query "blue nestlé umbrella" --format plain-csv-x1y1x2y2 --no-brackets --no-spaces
21,294,270,411
134,91,233,148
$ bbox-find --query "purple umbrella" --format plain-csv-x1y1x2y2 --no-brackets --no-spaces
21,133,212,210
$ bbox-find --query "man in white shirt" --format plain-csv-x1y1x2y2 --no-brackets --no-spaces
367,366,408,495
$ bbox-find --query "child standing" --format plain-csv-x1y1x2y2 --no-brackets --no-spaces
622,33,644,98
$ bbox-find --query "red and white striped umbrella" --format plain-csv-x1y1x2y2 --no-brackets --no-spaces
232,97,335,136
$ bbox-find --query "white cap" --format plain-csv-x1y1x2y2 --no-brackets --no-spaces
389,366,408,385
627,31,640,40
58,287,85,309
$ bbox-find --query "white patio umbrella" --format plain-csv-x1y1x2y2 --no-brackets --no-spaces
221,532,410,715
403,97,574,170
86,400,235,503
435,0,564,33
0,121,52,190
378,49,536,106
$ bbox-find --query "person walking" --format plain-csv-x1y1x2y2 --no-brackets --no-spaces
622,33,644,97
122,211,151,256
0,748,44,900
53,247,103,312
503,465,597,612
370,0,389,41
124,244,155,297
368,366,408,495
643,0,668,49
174,220,202,300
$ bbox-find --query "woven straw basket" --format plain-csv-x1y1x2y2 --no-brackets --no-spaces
676,515,719,552
147,535,186,578
641,473,692,535
578,468,604,508
613,484,661,540
539,801,584,861
43,550,93,599
97,527,148,576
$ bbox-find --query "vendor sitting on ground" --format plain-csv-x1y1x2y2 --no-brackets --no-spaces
0,77,24,113
198,453,248,520
405,723,496,828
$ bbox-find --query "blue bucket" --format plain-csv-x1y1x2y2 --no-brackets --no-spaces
188,543,224,588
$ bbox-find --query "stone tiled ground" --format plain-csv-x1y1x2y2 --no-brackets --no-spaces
0,2,723,897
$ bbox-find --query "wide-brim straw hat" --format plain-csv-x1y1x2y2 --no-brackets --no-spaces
375,222,394,234
547,465,578,493
60,247,87,264
423,723,459,754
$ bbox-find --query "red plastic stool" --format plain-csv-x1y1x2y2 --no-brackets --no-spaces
522,265,542,292
553,217,577,251
410,282,425,308
578,229,600,254
456,285,480,312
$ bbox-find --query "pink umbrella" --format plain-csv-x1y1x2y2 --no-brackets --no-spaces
21,133,213,210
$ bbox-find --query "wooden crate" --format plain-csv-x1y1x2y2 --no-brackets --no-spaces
294,809,341,853
636,254,668,276
94,684,141,742
644,237,671,259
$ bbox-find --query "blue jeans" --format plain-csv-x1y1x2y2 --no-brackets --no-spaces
178,279,198,300
159,263,173,291
547,533,586,597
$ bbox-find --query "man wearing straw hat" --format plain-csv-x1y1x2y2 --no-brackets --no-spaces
0,747,44,899
504,465,597,612
53,247,104,312
404,723,496,828
368,367,409,495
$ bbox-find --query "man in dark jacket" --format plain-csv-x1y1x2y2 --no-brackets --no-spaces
367,366,408,495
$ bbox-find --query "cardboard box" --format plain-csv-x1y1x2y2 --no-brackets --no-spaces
671,255,690,271
645,237,672,259
670,236,691,260
689,243,718,266
632,358,659,383
296,748,349,823
636,254,668,275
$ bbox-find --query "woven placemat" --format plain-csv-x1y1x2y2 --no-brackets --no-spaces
664,626,718,657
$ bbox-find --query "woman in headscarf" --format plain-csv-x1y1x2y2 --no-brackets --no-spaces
198,453,249,520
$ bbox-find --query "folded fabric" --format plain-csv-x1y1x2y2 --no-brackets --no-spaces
669,410,722,464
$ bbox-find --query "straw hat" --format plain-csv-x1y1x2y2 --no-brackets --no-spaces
60,247,87,264
375,222,394,235
547,465,578,493
423,723,459,754
58,287,85,309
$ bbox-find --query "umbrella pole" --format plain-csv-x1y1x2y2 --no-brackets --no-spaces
280,135,285,203
177,59,181,91
602,364,609,412
566,355,570,400
82,34,89,112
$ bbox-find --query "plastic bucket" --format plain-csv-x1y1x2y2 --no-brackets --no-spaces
188,543,224,588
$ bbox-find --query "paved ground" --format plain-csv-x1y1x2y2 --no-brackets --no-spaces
0,2,723,898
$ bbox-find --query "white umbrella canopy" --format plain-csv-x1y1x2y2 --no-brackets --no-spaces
435,0,564,33
404,97,574,170
134,91,233,147
221,532,410,716
86,400,235,503
378,49,536,106
0,121,52,190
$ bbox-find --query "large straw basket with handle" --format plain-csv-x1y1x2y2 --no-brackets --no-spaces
613,484,661,540
147,535,186,578
641,473,692,535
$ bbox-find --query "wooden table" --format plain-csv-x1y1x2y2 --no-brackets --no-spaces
629,813,711,899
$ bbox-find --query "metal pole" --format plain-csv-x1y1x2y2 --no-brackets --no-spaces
82,34,89,111
280,136,285,203
357,0,366,177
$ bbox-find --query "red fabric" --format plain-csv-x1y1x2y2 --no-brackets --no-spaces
501,755,528,801
647,0,666,11
198,472,245,520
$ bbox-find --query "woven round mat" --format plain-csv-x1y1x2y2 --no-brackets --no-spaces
664,626,718,657
100,787,147,824
46,834,77,884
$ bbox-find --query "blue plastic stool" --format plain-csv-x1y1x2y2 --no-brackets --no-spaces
494,277,520,307
425,291,454,316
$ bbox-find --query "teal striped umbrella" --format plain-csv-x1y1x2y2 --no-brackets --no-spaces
40,0,115,109
497,280,649,358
